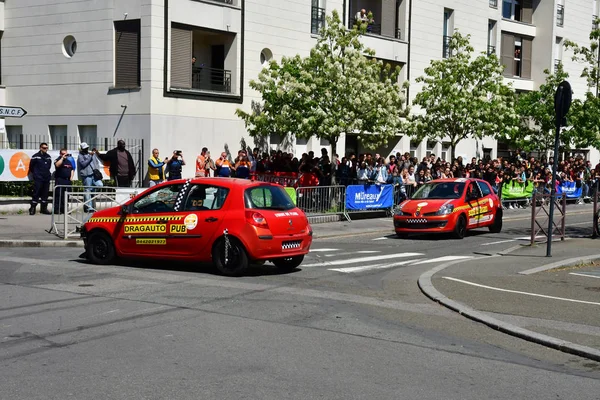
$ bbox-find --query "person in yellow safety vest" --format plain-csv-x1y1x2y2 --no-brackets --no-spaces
148,148,168,187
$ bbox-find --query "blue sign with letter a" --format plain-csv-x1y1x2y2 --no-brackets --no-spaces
345,184,394,211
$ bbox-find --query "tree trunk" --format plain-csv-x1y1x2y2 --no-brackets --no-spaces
330,136,338,185
450,140,458,163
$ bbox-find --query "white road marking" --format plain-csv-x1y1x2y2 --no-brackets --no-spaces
411,256,473,265
481,239,516,246
372,237,390,241
301,252,423,268
329,259,422,273
443,276,600,306
570,272,600,280
325,250,381,257
310,248,340,252
516,236,546,241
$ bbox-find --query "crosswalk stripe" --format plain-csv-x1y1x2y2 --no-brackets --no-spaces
325,250,381,257
372,237,390,241
302,252,423,268
410,256,473,265
310,248,340,252
329,259,423,273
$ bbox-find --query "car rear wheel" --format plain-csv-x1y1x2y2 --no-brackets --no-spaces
213,237,249,277
272,255,304,271
488,209,503,233
452,215,467,239
86,231,116,265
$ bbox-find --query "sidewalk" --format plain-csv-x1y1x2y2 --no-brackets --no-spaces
420,238,600,362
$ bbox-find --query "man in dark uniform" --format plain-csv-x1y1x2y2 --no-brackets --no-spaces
53,148,75,214
29,142,53,215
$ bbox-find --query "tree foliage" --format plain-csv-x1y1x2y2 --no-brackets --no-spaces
236,10,408,157
564,19,600,93
512,64,569,153
408,32,518,161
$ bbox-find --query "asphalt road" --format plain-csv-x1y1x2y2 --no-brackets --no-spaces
1,212,600,399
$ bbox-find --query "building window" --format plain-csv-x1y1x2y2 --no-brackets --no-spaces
556,4,564,27
489,0,498,8
426,141,436,158
114,20,141,88
594,15,598,30
78,125,97,147
554,37,563,71
348,0,402,39
441,142,451,162
502,0,532,23
49,125,68,150
409,140,419,158
501,33,532,79
170,23,234,94
442,9,454,58
311,0,325,34
6,126,22,149
487,20,497,55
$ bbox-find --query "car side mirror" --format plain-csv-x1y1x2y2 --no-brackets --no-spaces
121,204,130,215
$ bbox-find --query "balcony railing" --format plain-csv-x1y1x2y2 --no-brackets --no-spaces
489,0,497,8
594,15,598,30
556,5,564,27
192,67,232,93
311,6,326,34
442,35,452,58
487,45,496,56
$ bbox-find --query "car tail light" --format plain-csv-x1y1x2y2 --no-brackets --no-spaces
246,211,269,228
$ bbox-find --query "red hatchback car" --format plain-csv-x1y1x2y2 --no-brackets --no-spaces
393,178,502,239
81,178,313,276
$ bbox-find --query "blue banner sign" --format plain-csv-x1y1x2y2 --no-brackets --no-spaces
345,184,394,211
556,181,582,199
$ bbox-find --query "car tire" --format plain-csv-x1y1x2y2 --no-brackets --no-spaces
488,209,503,233
272,255,304,271
86,231,116,265
452,214,467,239
213,237,249,277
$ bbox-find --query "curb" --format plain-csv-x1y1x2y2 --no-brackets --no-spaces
418,251,600,363
519,254,600,275
0,239,84,248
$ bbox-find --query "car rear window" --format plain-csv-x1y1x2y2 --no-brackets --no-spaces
245,185,295,211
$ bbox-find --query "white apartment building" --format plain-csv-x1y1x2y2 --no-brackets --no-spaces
0,0,598,180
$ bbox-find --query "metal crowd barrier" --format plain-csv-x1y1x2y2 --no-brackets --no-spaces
49,185,144,239
296,185,348,221
392,183,416,209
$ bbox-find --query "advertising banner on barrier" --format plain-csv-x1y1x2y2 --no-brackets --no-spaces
0,149,110,182
345,184,393,211
557,181,582,199
501,181,534,200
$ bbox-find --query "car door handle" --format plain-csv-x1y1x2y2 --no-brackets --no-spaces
205,217,218,223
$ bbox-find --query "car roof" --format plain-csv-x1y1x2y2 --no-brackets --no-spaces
427,178,486,184
167,177,277,188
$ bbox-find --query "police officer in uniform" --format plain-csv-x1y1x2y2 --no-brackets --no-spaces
29,142,53,215
53,148,75,215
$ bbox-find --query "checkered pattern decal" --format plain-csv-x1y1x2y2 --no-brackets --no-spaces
88,215,183,223
282,240,302,250
174,179,192,212
406,218,428,224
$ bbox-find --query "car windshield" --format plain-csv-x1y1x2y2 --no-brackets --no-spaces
245,185,295,211
411,182,466,199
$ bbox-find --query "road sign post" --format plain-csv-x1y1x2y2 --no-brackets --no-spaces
0,106,27,118
547,81,572,257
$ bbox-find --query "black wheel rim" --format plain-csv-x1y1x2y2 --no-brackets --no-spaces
92,237,109,260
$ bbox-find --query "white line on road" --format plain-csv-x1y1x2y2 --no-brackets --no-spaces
329,259,421,273
481,239,516,246
310,248,340,252
570,272,600,280
411,256,473,265
443,276,600,306
302,252,423,268
325,250,381,257
372,237,390,241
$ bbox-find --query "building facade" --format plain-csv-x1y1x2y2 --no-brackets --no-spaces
0,0,598,180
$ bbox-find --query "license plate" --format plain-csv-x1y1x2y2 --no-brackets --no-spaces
282,240,302,250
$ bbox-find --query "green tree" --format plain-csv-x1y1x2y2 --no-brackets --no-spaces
512,64,569,154
564,19,600,150
236,10,407,157
408,32,518,161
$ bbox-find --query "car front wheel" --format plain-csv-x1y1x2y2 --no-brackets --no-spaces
86,231,116,265
213,237,249,277
272,255,304,271
452,215,467,239
488,209,503,233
